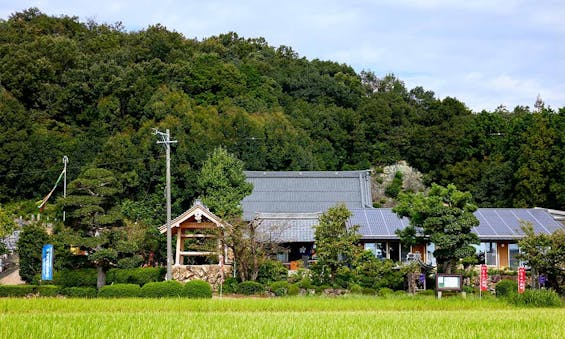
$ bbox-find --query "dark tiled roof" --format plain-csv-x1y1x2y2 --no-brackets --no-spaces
242,170,372,220
254,213,320,243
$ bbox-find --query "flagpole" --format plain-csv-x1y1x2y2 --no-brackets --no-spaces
63,156,68,222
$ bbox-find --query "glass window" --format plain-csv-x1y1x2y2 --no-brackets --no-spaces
473,242,498,266
426,243,436,266
364,242,386,259
401,244,411,262
389,242,400,262
509,243,520,269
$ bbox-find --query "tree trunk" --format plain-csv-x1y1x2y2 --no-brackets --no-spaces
97,265,106,289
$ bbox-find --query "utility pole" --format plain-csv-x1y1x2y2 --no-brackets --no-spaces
153,128,177,281
63,156,68,222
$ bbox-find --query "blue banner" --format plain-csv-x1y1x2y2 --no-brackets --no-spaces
42,244,54,281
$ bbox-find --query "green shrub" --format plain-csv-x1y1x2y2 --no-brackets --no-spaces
394,290,406,296
221,277,239,294
349,284,363,295
385,171,403,198
53,269,97,287
462,285,475,294
238,281,264,295
140,281,183,298
60,287,97,298
257,260,288,285
378,287,394,296
495,280,518,297
362,287,376,295
508,289,562,307
183,280,212,298
269,281,289,296
288,283,300,296
116,255,144,269
298,276,312,289
107,267,166,286
37,285,60,297
0,285,35,297
98,284,141,298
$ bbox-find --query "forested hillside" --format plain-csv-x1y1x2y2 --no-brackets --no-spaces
1,8,564,223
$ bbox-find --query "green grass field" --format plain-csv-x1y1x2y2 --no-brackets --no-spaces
1,296,564,338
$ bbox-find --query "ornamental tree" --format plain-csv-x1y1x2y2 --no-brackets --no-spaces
313,203,361,285
393,183,480,273
197,147,253,219
61,167,132,288
516,222,565,294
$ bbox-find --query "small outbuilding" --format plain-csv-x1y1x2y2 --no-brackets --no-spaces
159,200,232,288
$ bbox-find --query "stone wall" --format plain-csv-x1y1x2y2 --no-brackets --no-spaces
172,265,233,290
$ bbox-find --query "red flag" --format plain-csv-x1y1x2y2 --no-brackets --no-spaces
480,264,488,292
518,267,526,294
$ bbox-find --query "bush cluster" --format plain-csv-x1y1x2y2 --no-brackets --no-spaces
238,281,264,295
184,280,212,298
107,267,166,286
98,284,141,298
221,277,239,294
495,280,518,297
257,260,288,285
140,281,184,298
53,269,98,288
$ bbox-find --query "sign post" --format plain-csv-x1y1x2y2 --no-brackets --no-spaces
518,267,526,294
480,264,488,298
41,244,54,281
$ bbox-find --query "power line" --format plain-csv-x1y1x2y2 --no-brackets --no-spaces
0,155,165,179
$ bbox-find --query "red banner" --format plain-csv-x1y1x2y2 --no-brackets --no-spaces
518,267,526,294
480,264,488,291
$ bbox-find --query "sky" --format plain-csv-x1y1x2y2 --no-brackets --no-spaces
1,0,563,112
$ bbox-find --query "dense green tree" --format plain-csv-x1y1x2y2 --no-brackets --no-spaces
1,8,565,213
61,167,127,288
517,222,565,294
393,184,480,273
16,223,50,283
197,147,253,219
313,203,361,285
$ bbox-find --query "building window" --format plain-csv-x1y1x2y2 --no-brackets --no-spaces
508,243,520,269
388,242,400,262
473,242,498,266
364,242,386,259
276,251,288,263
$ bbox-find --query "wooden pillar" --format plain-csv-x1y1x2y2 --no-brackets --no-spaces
175,227,182,265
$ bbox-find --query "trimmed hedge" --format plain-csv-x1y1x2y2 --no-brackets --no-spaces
53,269,97,287
0,285,35,297
99,284,141,298
60,287,97,298
140,281,183,298
107,267,166,286
183,280,212,298
37,285,60,297
238,281,264,295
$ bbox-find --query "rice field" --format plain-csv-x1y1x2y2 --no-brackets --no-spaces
1,296,564,338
